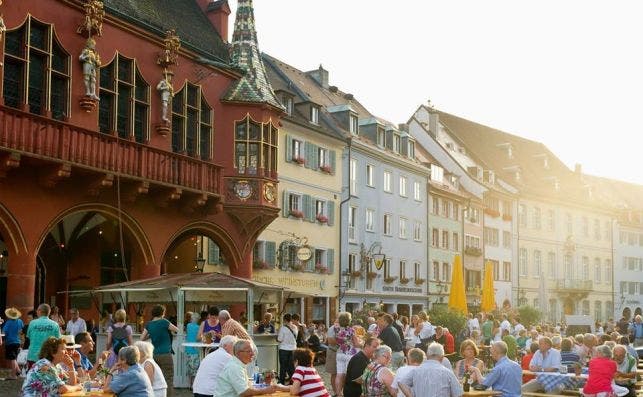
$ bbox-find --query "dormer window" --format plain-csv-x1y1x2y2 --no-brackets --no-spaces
497,143,514,159
543,157,549,169
279,93,293,116
349,114,359,135
507,146,513,159
408,141,415,158
310,106,319,124
430,164,444,183
393,133,401,153
377,128,385,147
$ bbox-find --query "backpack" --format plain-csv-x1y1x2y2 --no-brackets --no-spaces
111,325,129,354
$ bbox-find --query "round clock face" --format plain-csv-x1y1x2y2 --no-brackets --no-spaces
234,181,252,200
296,246,312,261
263,183,276,203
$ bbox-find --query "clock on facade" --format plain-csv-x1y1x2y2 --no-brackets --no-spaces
296,246,313,261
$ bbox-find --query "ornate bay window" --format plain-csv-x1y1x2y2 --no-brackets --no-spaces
234,115,278,176
3,16,70,120
99,54,149,143
171,83,212,159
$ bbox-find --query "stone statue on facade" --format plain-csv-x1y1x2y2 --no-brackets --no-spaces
79,38,101,100
156,74,174,123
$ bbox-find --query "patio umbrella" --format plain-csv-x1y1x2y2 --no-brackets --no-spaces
448,254,468,314
480,261,496,313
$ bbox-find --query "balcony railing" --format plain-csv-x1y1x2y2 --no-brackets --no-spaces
553,279,593,291
0,106,223,195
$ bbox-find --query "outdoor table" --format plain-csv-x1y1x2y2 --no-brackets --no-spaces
462,391,501,396
522,371,587,393
62,390,115,396
181,342,219,360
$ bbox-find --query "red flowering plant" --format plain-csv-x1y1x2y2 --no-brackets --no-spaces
316,214,328,223
293,156,305,165
320,164,332,174
315,263,329,274
290,210,304,218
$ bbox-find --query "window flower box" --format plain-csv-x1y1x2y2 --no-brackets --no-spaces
290,210,304,219
253,260,271,270
399,277,411,285
349,270,363,278
502,213,512,221
384,276,398,284
484,208,500,218
316,214,328,223
290,264,304,272
320,164,332,174
464,247,482,257
415,278,426,285
315,263,329,274
293,156,305,165
366,271,378,279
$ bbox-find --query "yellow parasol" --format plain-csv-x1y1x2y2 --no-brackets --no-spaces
448,254,468,314
480,260,496,312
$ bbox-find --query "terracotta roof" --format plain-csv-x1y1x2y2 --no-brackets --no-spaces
222,0,283,109
583,175,643,210
103,0,229,64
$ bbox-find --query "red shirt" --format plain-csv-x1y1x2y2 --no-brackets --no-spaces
444,331,455,354
583,356,617,394
521,353,535,383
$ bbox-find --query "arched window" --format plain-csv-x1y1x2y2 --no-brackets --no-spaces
3,16,70,120
171,83,212,160
234,116,278,175
99,54,149,143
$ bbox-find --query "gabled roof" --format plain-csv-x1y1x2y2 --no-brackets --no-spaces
222,0,283,109
103,0,229,65
429,107,604,205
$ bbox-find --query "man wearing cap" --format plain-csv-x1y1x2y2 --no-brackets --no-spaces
66,308,87,337
26,303,61,368
2,307,24,379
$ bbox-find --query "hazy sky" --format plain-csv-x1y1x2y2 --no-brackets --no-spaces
229,1,643,185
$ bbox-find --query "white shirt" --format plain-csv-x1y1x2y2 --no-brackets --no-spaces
277,323,298,351
513,323,525,336
500,319,512,333
143,358,167,397
368,323,378,334
66,318,87,336
468,318,480,332
192,347,231,395
419,321,435,339
405,327,419,349
392,365,417,397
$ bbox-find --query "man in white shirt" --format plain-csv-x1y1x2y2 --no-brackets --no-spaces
277,313,298,384
512,317,525,337
467,313,480,334
398,343,463,397
66,308,87,337
192,335,237,397
367,317,378,335
500,314,512,334
392,348,424,397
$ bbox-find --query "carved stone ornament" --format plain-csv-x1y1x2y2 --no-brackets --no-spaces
157,29,181,71
78,37,101,112
77,0,105,37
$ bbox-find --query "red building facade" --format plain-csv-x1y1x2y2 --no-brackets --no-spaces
0,0,282,319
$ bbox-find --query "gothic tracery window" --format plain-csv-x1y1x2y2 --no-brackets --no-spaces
171,83,212,160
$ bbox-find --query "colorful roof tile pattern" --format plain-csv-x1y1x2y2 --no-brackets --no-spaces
223,0,283,109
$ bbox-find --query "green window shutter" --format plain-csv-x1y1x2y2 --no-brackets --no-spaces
311,144,319,171
266,241,276,268
327,200,335,226
329,150,336,175
304,142,311,169
327,248,335,274
282,190,290,217
303,194,311,221
285,134,292,162
307,246,316,271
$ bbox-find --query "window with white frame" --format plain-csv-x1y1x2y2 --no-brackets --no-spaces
310,106,319,124
318,147,328,168
399,260,406,279
492,260,499,281
594,219,601,240
289,193,302,212
519,248,528,276
519,204,527,227
348,206,357,242
453,232,459,251
533,250,542,277
292,139,304,162
582,216,589,237
431,164,444,183
432,197,439,214
547,252,556,278
566,213,573,235
415,262,421,279
605,259,612,283
604,220,611,241
408,141,415,158
432,261,440,280
350,158,357,194
383,171,392,193
384,214,392,236
503,262,511,281
414,181,421,201
365,209,375,232
442,199,450,217
564,254,573,279
503,231,511,248
582,256,589,279
377,128,385,147
393,134,401,153
465,235,480,249
484,227,499,246
467,208,480,224
442,262,450,282
414,221,421,241
582,300,590,316
349,114,358,134
399,217,407,239
383,259,391,279
279,93,293,115
432,228,439,247
594,301,602,322
502,200,512,217
348,254,357,289
594,258,601,283
399,176,407,197
315,199,326,219
532,207,541,229
547,209,555,231
442,230,449,249
366,164,374,187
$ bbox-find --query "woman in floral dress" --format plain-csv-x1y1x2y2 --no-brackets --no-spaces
334,312,362,397
22,336,82,396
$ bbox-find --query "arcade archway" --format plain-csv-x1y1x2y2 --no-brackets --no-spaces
162,231,229,274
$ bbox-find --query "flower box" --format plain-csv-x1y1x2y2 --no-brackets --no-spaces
253,260,271,270
414,278,426,285
290,210,304,219
484,208,501,218
290,264,304,272
349,270,363,278
399,277,411,285
384,276,398,284
316,214,328,223
464,246,482,257
293,156,306,165
320,164,332,174
366,271,378,279
315,263,329,274
502,213,512,221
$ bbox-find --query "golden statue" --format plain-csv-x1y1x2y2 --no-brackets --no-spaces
157,29,181,70
78,0,104,37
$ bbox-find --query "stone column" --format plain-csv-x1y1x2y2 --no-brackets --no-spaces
6,251,37,316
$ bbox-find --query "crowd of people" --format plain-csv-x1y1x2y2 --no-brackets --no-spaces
1,302,642,397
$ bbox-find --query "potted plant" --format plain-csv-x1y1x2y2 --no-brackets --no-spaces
293,156,305,165
349,270,362,277
464,246,482,257
415,278,426,285
290,210,304,219
502,213,512,221
366,271,378,279
399,277,411,285
484,208,501,218
315,263,329,274
290,263,304,272
320,164,332,174
253,260,271,270
384,276,398,284
316,214,328,223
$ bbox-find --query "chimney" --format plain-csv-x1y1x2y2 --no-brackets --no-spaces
199,0,231,43
574,163,582,175
306,64,329,88
398,123,409,132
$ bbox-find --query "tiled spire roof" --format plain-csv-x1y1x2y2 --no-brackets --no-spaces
222,0,283,110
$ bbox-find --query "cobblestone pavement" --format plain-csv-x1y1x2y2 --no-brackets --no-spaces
0,366,333,396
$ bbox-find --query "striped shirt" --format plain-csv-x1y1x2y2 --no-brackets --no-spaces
221,319,251,340
291,365,330,397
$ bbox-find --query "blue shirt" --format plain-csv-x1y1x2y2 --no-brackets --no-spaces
2,318,24,345
631,323,643,338
185,322,199,355
109,364,154,397
482,356,522,397
78,351,93,371
145,319,172,354
26,316,61,361
529,348,562,370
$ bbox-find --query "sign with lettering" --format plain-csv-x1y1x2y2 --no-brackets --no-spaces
252,274,335,296
382,285,423,294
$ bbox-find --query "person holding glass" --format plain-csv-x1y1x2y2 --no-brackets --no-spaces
22,337,83,396
453,339,485,381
